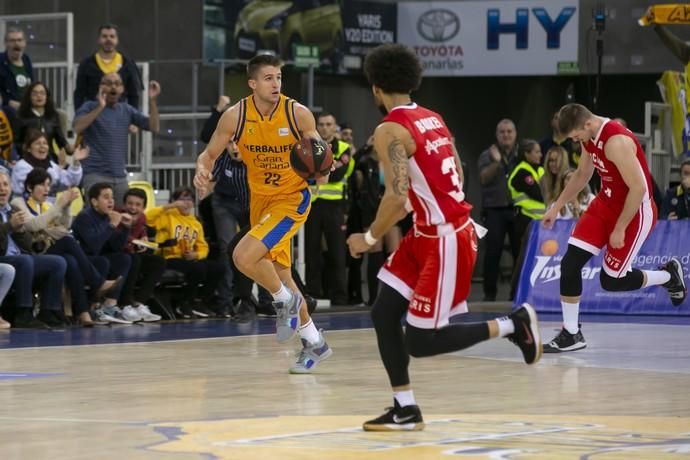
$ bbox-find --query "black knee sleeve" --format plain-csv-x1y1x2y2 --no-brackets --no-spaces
560,245,594,297
370,284,411,388
600,269,644,292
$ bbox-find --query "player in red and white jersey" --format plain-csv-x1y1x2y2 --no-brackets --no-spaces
542,103,687,353
347,44,542,432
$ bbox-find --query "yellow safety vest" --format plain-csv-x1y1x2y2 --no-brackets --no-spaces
311,139,355,201
508,161,545,219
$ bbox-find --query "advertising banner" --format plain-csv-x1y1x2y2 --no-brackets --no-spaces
397,0,579,76
515,220,690,315
342,1,397,57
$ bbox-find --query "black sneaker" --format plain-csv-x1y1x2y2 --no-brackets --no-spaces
363,399,425,432
256,301,277,317
233,300,256,323
215,305,233,319
507,303,542,365
543,326,586,353
305,294,317,316
191,304,214,318
175,305,194,319
37,310,69,328
12,309,50,329
662,257,687,307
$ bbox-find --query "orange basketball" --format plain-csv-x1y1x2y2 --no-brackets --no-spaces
541,239,559,256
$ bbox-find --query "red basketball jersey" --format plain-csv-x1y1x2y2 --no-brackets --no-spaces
383,103,472,226
582,118,653,207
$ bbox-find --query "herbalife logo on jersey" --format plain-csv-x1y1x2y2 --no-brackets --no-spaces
530,256,601,286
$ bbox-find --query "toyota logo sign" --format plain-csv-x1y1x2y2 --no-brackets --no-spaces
417,9,460,42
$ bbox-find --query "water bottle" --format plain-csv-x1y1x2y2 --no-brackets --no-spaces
175,140,184,157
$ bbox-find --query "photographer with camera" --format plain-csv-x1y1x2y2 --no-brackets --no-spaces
661,159,690,220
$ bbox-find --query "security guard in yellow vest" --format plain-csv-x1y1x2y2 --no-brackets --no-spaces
508,139,545,300
305,112,354,305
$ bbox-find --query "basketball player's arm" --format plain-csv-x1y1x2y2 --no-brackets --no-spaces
452,142,465,185
193,104,240,197
543,145,595,228
293,103,330,184
606,135,647,249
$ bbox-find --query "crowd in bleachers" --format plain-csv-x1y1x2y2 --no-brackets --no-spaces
0,22,687,329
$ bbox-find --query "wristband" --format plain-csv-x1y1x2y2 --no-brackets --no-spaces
364,230,378,246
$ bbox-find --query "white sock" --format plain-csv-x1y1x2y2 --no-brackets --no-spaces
394,390,416,407
298,319,321,345
496,316,515,337
643,270,671,287
562,300,580,334
271,283,292,303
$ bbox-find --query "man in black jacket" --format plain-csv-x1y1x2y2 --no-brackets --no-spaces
74,24,142,110
0,27,34,119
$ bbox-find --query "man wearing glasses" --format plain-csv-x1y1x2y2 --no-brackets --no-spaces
73,72,161,204
0,27,34,114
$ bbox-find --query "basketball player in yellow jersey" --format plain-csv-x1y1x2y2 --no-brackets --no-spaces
194,54,332,374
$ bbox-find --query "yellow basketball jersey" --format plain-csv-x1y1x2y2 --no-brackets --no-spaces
234,94,305,196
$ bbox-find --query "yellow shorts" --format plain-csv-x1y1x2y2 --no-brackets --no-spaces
248,188,311,267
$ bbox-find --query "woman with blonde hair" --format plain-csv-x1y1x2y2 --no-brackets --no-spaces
541,145,570,206
557,168,596,219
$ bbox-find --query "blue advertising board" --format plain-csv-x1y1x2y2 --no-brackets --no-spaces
515,219,690,315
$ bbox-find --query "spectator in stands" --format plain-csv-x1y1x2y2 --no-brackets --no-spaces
117,188,164,322
0,168,67,328
661,159,690,220
15,81,73,161
199,95,249,318
541,145,570,207
0,27,34,114
508,139,545,242
0,108,18,169
556,169,596,220
339,122,357,156
0,263,14,328
540,110,580,169
12,130,85,198
146,186,224,319
507,139,545,300
478,118,520,301
305,111,353,306
73,73,160,204
12,168,121,326
74,24,142,110
347,137,403,305
72,182,133,324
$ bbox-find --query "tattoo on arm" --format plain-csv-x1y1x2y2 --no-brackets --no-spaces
387,138,409,196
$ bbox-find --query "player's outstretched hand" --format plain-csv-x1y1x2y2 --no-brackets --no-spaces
542,206,558,229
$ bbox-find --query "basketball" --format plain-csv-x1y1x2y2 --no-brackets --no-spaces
541,239,559,256
290,137,333,180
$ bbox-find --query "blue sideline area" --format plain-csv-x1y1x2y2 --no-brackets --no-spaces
1,311,689,349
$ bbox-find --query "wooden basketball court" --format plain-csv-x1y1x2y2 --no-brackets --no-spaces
0,311,689,459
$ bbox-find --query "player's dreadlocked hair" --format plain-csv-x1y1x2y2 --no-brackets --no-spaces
363,44,422,94
558,103,592,135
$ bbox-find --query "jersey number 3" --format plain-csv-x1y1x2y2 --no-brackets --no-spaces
441,156,464,202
